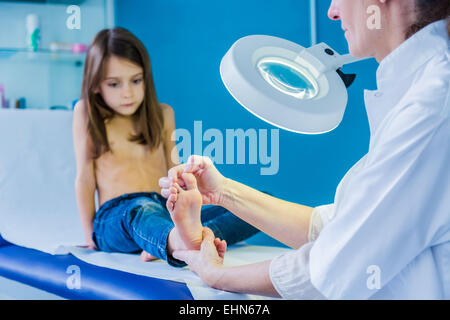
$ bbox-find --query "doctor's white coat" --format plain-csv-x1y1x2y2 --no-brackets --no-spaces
270,20,450,299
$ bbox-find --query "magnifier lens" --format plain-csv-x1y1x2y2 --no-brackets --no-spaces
257,57,319,100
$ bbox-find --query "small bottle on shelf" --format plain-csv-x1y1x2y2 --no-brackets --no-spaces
26,14,41,52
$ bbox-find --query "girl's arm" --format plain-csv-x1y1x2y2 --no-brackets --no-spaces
161,103,179,169
72,100,97,248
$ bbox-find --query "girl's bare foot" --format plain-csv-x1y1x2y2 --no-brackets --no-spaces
166,173,203,253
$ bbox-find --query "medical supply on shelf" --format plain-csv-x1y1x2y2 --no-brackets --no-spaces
49,42,73,52
0,84,6,108
26,14,41,52
49,42,87,54
50,106,69,110
15,98,26,109
71,43,87,54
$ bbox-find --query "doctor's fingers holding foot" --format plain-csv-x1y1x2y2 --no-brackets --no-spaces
159,164,186,198
159,170,196,198
181,172,198,190
160,155,227,205
172,227,225,286
183,155,227,205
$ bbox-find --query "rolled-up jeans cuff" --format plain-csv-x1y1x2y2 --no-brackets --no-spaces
167,254,187,268
160,225,187,268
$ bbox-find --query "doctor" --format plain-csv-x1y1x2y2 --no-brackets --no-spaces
159,0,450,299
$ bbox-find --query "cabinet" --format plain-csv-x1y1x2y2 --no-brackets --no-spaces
0,0,85,4
0,0,113,110
0,47,85,110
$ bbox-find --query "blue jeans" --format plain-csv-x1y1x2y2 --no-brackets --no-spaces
92,192,259,267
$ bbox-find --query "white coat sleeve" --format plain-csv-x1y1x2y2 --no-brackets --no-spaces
308,203,336,242
269,242,326,299
309,103,450,299
268,203,334,299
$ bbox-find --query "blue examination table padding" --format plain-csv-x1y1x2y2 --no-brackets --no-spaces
0,236,193,300
0,235,8,247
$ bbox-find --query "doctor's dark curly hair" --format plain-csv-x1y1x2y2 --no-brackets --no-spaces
405,0,450,38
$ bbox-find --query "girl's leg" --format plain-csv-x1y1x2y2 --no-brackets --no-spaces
93,193,185,267
126,200,189,267
93,194,152,254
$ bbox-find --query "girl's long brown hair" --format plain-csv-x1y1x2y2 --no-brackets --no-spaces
81,27,164,159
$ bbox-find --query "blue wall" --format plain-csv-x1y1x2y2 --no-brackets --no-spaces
115,0,379,245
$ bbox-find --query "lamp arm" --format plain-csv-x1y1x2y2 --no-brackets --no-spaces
338,54,368,66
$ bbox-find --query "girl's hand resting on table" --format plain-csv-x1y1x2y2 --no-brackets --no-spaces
79,240,97,251
159,155,227,205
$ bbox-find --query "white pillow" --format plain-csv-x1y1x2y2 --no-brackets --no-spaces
0,109,84,254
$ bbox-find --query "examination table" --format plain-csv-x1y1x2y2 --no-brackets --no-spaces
0,109,286,300
0,234,193,299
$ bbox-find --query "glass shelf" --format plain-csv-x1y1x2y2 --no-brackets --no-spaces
0,48,85,67
0,0,85,5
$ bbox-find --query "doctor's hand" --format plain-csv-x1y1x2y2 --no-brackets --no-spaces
159,155,227,206
172,227,227,288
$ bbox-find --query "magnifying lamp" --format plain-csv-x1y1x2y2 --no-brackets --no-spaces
220,35,366,134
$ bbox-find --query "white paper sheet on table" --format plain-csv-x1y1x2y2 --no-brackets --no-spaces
65,243,290,300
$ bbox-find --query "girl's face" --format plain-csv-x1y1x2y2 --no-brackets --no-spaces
99,55,145,117
328,0,385,58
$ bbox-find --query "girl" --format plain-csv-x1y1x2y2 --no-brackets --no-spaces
72,28,259,267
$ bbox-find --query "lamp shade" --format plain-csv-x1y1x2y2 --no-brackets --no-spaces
220,35,361,134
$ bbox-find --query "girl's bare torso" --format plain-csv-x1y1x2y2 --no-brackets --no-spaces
95,116,168,207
